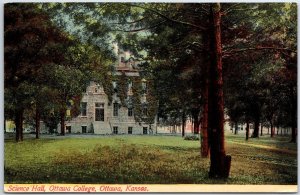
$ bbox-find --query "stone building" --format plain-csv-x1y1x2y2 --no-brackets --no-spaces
64,47,157,135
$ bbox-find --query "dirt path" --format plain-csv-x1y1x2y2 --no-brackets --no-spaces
227,140,297,155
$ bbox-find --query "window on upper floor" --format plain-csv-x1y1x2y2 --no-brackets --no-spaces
80,102,87,117
95,103,104,121
128,107,133,117
113,103,119,117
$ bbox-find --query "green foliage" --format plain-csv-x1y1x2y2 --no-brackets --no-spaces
145,79,158,124
102,75,114,103
4,3,70,119
223,3,297,129
184,135,199,141
116,72,128,107
132,77,142,123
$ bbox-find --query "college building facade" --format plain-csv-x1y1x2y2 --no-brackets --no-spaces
64,48,157,135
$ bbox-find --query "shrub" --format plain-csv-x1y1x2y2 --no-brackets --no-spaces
184,135,199,141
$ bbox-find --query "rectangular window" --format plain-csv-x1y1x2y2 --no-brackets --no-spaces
128,107,133,117
82,126,87,133
80,102,87,116
66,126,71,133
128,127,133,134
143,127,148,135
113,126,118,134
95,103,104,121
113,103,119,116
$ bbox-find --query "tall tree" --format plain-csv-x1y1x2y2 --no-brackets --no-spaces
4,3,70,141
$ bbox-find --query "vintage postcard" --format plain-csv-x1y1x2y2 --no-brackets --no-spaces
3,1,297,193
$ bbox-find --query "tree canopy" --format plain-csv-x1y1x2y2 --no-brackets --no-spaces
4,2,297,178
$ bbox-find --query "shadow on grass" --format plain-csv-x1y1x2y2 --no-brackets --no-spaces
4,136,297,185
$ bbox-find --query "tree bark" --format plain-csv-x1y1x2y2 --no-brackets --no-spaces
182,112,185,137
201,81,209,157
245,121,249,141
270,121,275,138
291,109,296,142
191,120,194,134
234,122,238,135
194,118,200,134
4,116,6,133
15,109,24,142
60,109,66,136
260,123,263,136
290,84,297,142
251,116,260,138
35,108,40,139
208,3,230,179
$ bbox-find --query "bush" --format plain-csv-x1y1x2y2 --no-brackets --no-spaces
184,135,199,141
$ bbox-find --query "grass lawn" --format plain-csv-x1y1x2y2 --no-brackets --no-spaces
4,132,297,184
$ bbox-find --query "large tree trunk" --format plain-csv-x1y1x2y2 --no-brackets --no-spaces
288,81,297,142
251,116,260,138
60,109,66,136
194,119,199,134
191,120,194,134
35,108,40,139
291,111,296,143
245,121,249,141
270,121,275,138
201,80,209,157
260,124,263,136
15,109,24,142
234,122,238,135
208,3,231,178
4,116,6,133
182,112,185,137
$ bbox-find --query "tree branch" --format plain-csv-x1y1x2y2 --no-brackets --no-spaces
112,20,167,32
223,46,297,57
222,3,240,13
225,7,258,15
129,4,207,31
109,17,147,25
